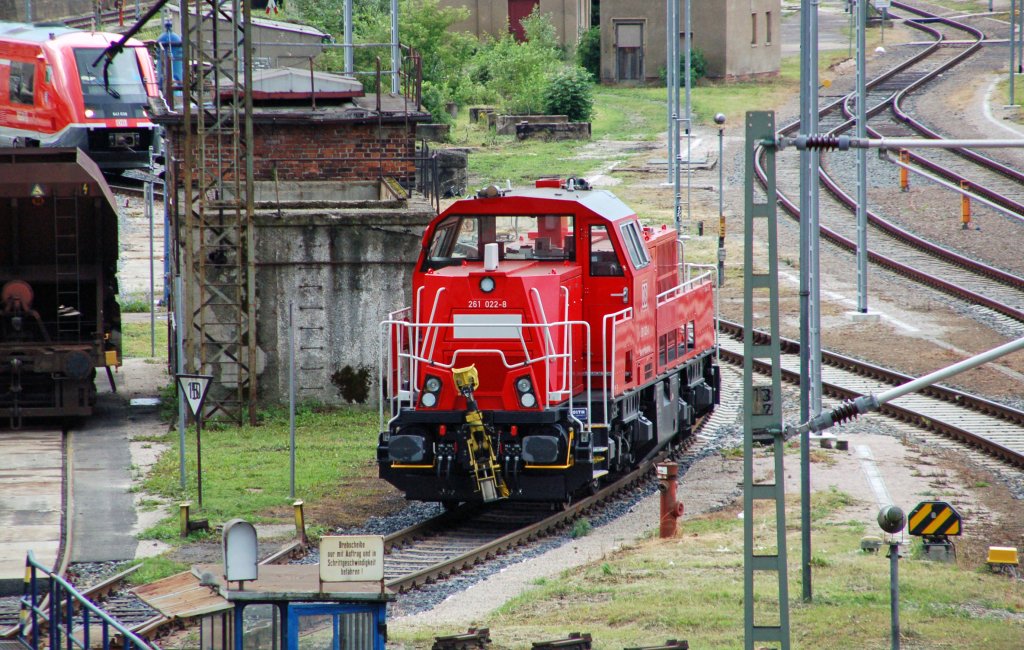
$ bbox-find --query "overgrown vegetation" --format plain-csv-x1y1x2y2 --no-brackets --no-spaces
392,492,1024,648
139,406,387,539
575,26,600,79
542,66,594,122
290,0,594,122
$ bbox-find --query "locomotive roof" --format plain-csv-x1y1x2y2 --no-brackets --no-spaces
0,21,135,45
453,186,636,222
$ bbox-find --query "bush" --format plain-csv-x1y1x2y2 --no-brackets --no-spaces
576,26,600,79
542,65,594,122
468,11,563,114
420,80,452,124
659,46,709,83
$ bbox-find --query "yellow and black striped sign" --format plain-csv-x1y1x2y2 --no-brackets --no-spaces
908,501,962,537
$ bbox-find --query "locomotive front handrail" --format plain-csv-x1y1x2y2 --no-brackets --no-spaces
379,317,593,433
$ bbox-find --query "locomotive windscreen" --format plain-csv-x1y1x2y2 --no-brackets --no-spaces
425,214,575,268
73,47,149,118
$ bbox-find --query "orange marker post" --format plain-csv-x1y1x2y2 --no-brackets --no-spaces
960,180,971,229
899,150,910,191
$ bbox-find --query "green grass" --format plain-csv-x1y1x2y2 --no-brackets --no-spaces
121,320,169,360
140,406,384,541
390,490,1024,648
453,50,854,190
118,293,155,313
124,556,190,586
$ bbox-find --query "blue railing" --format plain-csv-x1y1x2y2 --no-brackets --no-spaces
19,551,158,650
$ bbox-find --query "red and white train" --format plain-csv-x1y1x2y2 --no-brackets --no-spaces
0,22,159,171
378,179,720,504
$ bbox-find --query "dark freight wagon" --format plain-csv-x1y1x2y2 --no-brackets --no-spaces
0,148,121,425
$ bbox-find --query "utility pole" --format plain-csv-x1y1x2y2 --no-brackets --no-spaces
798,0,822,604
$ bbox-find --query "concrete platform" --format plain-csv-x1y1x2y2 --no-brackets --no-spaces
0,430,63,596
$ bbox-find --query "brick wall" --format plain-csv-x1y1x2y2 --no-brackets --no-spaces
164,117,418,185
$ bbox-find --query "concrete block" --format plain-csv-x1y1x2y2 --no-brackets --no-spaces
514,122,591,141
417,123,450,143
496,114,568,135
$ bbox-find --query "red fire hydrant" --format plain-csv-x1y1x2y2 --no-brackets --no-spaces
657,462,684,538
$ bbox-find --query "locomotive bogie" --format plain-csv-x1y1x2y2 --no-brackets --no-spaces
378,179,719,503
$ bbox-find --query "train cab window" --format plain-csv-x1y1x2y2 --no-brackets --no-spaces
73,47,148,115
620,221,651,270
589,225,624,277
425,215,575,269
9,61,35,105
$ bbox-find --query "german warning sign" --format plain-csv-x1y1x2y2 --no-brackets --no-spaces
908,501,962,537
319,535,384,582
177,374,213,417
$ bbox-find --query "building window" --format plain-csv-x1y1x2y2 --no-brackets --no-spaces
751,13,758,46
766,12,772,45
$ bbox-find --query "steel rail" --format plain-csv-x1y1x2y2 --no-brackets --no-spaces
754,3,1024,322
836,5,1024,221
383,418,709,593
718,319,1024,468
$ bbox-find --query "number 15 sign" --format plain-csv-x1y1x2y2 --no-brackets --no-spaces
177,374,213,417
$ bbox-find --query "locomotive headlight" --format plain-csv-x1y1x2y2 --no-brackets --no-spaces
85,109,95,118
479,276,496,293
515,377,532,393
425,376,442,392
421,392,437,407
519,392,537,408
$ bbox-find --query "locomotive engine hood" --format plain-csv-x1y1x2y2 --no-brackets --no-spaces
413,260,583,411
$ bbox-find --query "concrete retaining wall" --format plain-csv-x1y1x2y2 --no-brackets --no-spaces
254,202,434,406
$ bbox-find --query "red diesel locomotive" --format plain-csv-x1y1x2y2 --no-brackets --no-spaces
378,179,719,504
0,22,159,171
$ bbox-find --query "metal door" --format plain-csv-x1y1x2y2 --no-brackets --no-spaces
508,0,539,41
615,22,643,81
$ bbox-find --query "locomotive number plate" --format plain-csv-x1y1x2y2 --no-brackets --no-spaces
467,299,508,309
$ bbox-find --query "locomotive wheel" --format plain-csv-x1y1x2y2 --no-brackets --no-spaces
441,500,461,512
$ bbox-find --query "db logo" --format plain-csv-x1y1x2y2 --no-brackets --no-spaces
115,119,128,127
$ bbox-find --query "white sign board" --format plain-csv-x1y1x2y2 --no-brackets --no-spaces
177,374,212,417
319,535,385,582
873,0,891,9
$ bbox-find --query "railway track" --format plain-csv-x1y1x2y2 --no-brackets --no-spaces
762,2,1024,330
718,319,1024,471
378,404,736,594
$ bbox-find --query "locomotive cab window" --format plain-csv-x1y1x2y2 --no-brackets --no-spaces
73,47,149,117
620,221,651,270
424,215,574,269
8,61,35,105
589,225,624,277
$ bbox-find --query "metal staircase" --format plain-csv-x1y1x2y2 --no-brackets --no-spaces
180,0,256,423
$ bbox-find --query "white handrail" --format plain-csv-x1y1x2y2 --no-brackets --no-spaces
684,264,719,364
600,306,633,428
379,317,593,431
